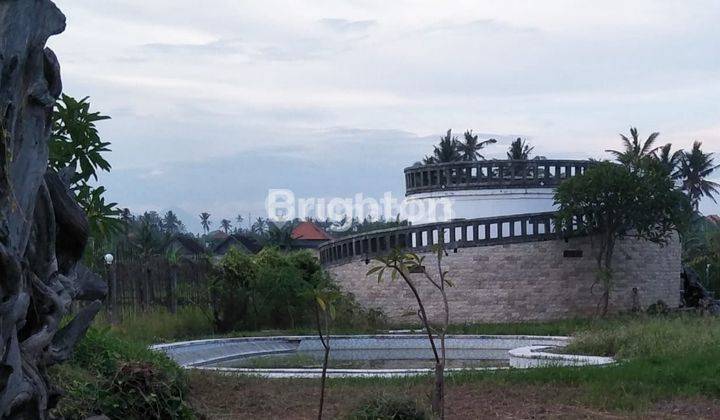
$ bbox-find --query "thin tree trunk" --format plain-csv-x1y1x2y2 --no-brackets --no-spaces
169,266,178,314
399,263,445,418
143,267,151,311
315,305,330,420
432,361,445,417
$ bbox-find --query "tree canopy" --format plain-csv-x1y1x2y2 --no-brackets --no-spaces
555,161,690,315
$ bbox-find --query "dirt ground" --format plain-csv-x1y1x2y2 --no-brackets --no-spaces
187,373,720,419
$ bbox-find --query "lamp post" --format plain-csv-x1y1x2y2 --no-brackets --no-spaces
104,253,117,324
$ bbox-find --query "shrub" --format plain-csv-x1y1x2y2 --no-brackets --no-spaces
211,248,256,332
50,327,193,419
99,362,191,419
349,395,429,420
210,247,381,332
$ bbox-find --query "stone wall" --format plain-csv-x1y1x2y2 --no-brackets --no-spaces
327,235,681,324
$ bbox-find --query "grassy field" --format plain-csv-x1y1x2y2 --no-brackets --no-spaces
85,309,720,417
187,314,720,418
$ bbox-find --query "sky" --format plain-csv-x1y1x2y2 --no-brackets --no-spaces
50,0,720,233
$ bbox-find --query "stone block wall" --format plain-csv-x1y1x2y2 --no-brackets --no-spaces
327,235,681,324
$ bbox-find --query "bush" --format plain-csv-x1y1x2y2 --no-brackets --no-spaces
50,327,193,419
349,395,429,420
210,247,383,332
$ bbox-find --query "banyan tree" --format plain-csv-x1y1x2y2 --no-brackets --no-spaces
0,1,106,417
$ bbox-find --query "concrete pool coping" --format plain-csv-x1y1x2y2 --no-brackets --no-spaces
151,334,615,378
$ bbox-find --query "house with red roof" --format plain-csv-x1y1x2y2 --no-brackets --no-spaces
291,221,332,249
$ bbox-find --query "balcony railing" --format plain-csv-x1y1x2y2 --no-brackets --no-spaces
404,159,593,196
319,211,582,266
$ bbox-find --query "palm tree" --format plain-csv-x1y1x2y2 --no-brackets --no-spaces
120,207,133,225
235,214,244,230
432,129,461,163
265,222,295,250
220,218,232,234
677,141,720,211
606,127,660,170
422,155,436,165
163,210,182,234
506,138,534,160
459,130,496,161
251,217,268,235
654,143,683,179
199,212,212,234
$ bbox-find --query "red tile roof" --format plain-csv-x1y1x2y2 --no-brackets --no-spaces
706,215,720,225
291,221,331,241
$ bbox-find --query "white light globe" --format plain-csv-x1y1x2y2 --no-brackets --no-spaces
104,253,114,265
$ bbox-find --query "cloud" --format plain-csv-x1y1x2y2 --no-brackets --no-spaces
142,37,246,55
48,0,720,223
318,18,377,32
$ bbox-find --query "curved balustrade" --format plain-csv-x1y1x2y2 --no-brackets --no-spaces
319,211,580,266
404,159,593,196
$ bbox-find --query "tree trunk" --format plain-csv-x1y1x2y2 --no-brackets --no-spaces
0,2,105,417
432,361,445,418
318,341,330,420
169,266,178,314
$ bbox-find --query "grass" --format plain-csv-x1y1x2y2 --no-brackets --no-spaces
86,308,720,414
51,326,193,418
95,306,215,344
328,314,720,412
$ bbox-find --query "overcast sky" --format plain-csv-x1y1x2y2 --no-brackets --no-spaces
50,0,720,232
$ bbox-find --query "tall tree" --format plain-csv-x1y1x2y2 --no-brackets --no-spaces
422,155,436,165
235,214,245,231
506,137,534,160
676,141,720,211
163,210,183,234
432,129,461,163
654,143,683,179
220,218,232,234
459,130,496,161
199,212,212,234
264,222,295,249
606,127,660,170
555,162,690,316
252,217,269,235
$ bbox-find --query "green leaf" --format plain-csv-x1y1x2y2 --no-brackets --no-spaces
315,296,326,311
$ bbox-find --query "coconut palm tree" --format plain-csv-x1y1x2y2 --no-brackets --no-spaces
220,218,232,234
432,129,461,163
459,130,496,161
251,217,268,235
265,222,295,250
162,210,182,234
606,127,660,170
677,141,720,211
506,138,534,160
199,212,211,234
422,155,436,165
235,214,244,229
653,143,683,179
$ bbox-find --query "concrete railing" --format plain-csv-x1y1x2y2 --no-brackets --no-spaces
319,211,578,266
404,159,593,196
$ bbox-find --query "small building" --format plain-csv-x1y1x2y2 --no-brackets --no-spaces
291,221,332,249
164,235,205,258
213,234,263,256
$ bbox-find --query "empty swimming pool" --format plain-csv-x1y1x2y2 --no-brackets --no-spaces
151,334,614,378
